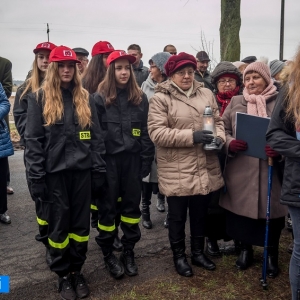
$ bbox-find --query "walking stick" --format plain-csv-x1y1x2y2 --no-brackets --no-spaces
260,157,273,290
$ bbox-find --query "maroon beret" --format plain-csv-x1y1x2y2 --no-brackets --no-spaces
164,52,197,77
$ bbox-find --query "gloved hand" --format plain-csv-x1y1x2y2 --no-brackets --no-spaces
215,137,223,148
92,172,106,196
30,180,48,201
265,145,280,158
193,130,214,144
141,162,152,179
229,139,248,152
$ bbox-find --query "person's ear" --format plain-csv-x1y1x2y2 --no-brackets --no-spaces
140,53,143,58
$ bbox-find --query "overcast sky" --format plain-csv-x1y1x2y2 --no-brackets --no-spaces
1,0,299,80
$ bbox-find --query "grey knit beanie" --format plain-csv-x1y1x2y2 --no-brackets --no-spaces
149,52,171,74
269,59,285,77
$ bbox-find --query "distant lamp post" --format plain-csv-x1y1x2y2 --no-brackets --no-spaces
279,0,285,60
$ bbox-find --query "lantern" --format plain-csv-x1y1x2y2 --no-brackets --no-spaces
202,106,218,150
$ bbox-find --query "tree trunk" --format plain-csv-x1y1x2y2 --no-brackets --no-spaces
220,0,241,61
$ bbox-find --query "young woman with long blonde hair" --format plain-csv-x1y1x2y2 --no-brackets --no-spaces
267,48,300,300
24,46,106,300
93,50,154,279
13,41,56,266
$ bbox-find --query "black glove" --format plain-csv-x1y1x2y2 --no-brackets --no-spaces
193,130,214,144
30,180,48,201
141,162,151,179
92,172,106,196
215,137,223,149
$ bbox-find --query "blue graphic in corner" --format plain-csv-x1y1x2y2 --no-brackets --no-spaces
0,276,10,293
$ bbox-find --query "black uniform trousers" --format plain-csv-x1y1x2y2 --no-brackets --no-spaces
96,152,141,252
167,194,211,243
43,169,91,277
0,157,8,214
24,152,48,246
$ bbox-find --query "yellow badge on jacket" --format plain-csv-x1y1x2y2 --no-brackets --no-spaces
79,131,91,140
132,128,141,137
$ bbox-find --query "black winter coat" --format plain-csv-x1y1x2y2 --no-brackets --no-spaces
25,87,106,181
266,87,300,207
93,89,154,165
194,70,214,91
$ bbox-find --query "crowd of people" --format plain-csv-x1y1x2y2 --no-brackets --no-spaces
0,41,299,299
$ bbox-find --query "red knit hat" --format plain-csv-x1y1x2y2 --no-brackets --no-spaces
33,42,57,54
106,50,136,66
164,52,197,77
217,73,239,81
49,46,80,63
243,62,271,85
91,41,114,57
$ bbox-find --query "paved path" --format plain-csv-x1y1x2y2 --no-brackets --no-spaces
1,150,173,299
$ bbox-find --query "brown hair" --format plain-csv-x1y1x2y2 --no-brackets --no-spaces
40,62,91,128
127,44,141,53
20,54,44,99
97,60,142,106
81,54,107,94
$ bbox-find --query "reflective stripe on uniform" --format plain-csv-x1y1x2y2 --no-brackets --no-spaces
69,233,89,243
37,216,48,226
48,236,69,249
98,222,116,232
117,197,122,202
121,215,140,224
90,204,98,211
48,233,89,249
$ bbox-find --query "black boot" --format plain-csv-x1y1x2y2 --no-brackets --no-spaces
170,239,193,277
112,228,123,252
206,238,221,256
191,236,216,270
120,249,138,276
103,251,124,279
267,246,279,278
235,243,253,270
156,193,165,212
45,246,52,266
164,212,169,228
141,204,152,229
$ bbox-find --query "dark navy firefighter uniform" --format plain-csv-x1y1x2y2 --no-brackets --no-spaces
93,89,154,253
25,87,106,277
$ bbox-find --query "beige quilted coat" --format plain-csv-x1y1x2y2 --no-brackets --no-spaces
148,79,225,197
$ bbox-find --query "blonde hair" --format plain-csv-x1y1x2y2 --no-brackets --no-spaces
41,62,91,128
285,48,300,127
20,55,43,99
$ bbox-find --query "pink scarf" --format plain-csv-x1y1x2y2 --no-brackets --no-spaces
243,82,277,117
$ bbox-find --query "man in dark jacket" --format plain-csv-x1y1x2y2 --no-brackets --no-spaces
0,56,13,195
194,51,214,91
127,44,149,87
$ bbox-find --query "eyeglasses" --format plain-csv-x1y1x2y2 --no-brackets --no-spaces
175,70,194,77
77,57,88,62
217,79,236,86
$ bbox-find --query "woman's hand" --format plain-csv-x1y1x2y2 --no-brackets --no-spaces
193,130,214,144
228,139,248,152
265,145,280,158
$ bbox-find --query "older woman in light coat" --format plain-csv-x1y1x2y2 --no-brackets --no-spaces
148,52,225,277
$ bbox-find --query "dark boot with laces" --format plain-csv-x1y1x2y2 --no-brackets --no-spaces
120,249,138,276
70,272,90,299
104,251,124,279
58,275,76,300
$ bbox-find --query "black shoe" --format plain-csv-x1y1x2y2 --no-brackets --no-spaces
235,246,253,270
156,197,165,212
120,249,138,276
70,272,90,299
104,252,124,279
164,212,169,228
112,235,123,252
287,216,293,231
206,238,221,257
266,246,279,278
171,240,193,277
58,275,76,300
191,237,216,270
45,246,52,266
142,213,152,229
